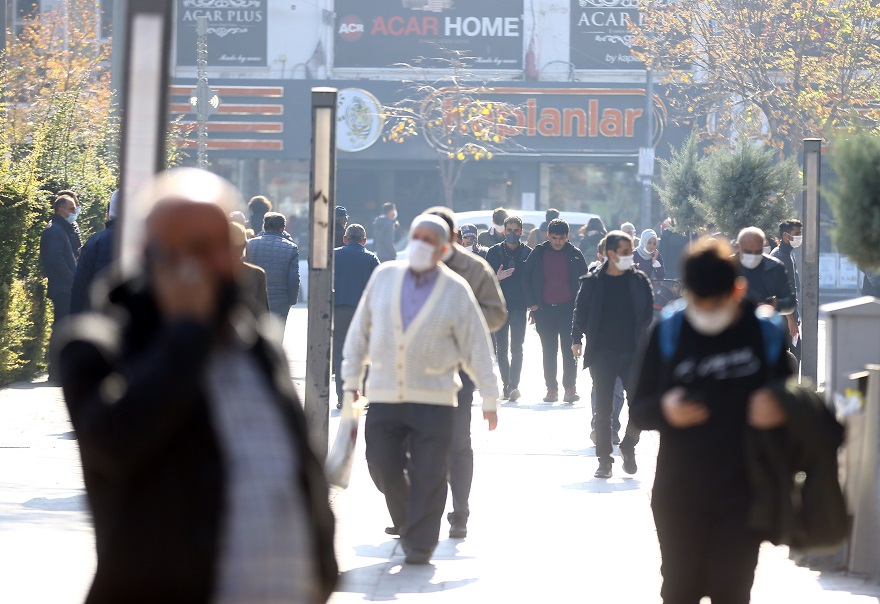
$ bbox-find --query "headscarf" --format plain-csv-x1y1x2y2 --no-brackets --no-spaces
635,229,658,260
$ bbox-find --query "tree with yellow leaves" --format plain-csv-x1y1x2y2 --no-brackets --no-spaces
383,51,523,209
630,0,880,155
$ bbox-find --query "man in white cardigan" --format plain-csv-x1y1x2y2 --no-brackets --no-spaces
341,214,500,565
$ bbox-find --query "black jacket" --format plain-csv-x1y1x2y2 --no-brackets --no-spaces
746,377,847,549
522,241,589,310
57,277,338,603
70,220,116,314
741,254,797,315
334,242,380,307
571,262,654,367
770,242,800,316
485,241,532,310
40,215,78,298
478,228,505,249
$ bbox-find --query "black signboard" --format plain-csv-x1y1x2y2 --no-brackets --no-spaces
334,0,524,69
570,0,644,70
176,0,267,67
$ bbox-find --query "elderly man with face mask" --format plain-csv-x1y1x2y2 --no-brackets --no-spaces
341,214,500,565
55,169,337,603
735,227,797,316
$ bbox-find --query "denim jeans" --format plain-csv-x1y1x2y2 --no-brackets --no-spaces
591,376,625,433
535,304,577,391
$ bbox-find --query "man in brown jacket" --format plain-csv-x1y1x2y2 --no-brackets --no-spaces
428,206,507,540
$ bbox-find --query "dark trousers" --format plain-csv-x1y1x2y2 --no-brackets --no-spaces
448,371,474,525
590,352,641,462
591,376,625,432
495,309,527,391
333,305,357,403
48,291,71,379
653,504,762,604
365,402,455,557
535,303,576,391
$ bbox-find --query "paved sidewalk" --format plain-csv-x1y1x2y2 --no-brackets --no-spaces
0,306,878,603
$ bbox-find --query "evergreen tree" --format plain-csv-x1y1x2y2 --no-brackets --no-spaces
697,144,799,238
655,133,706,235
826,133,880,271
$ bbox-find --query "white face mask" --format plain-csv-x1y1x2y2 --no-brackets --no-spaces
685,304,737,336
763,245,771,255
740,253,762,269
391,211,398,220
494,224,505,234
614,254,634,271
790,235,803,248
407,239,437,272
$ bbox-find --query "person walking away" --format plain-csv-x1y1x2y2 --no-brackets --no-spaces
229,222,269,317
633,228,667,280
579,217,607,259
584,237,625,445
770,219,803,362
428,206,506,541
571,230,653,478
247,195,272,235
56,168,337,602
70,191,118,314
341,214,499,565
459,223,488,258
478,207,508,248
485,215,532,402
629,237,793,604
523,219,589,403
527,208,560,248
334,206,349,249
246,212,300,331
40,194,79,382
373,202,400,262
333,223,380,408
735,227,796,317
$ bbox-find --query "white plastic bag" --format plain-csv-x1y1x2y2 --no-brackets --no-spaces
325,392,367,489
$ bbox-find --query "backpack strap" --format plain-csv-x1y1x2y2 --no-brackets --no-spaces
756,314,785,367
658,308,686,361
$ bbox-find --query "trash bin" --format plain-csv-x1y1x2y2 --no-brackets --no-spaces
821,297,880,399
848,365,880,576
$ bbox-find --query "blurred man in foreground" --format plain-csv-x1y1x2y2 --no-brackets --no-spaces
56,169,337,602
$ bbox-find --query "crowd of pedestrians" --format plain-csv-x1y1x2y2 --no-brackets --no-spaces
44,169,850,603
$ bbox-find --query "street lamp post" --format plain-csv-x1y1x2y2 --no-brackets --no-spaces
801,138,822,383
305,87,338,460
639,68,655,231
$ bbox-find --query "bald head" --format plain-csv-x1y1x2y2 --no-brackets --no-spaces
737,227,766,255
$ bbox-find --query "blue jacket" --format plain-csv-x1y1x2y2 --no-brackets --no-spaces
246,231,300,316
40,215,78,299
334,242,380,307
70,221,116,314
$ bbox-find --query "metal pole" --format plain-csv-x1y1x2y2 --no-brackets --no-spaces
110,0,127,117
640,69,655,231
1,0,7,58
115,0,172,276
305,87,338,460
195,15,208,169
802,138,822,384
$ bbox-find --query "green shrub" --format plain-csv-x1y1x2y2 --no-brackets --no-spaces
655,133,707,234
826,133,880,272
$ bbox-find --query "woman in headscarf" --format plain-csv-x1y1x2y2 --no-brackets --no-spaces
633,228,666,280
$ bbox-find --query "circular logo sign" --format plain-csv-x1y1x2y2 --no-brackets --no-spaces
338,16,364,42
337,89,385,153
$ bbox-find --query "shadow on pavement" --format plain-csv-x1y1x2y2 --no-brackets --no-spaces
562,477,643,492
336,560,477,600
21,494,89,512
7,378,57,390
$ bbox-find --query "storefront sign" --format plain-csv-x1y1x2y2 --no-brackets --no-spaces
334,0,523,69
176,0,267,67
420,87,665,155
570,0,644,70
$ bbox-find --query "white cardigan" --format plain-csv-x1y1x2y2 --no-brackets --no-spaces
341,261,499,411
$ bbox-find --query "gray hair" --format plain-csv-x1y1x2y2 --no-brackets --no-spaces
345,223,366,244
737,226,765,244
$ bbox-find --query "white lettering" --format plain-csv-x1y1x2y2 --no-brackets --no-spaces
504,17,520,36
463,17,481,36
444,16,520,37
445,16,461,36
338,23,364,34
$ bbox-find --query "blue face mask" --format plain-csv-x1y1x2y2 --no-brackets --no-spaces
66,213,77,224
504,232,520,244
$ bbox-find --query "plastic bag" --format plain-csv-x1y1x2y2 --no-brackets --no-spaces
325,392,367,489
